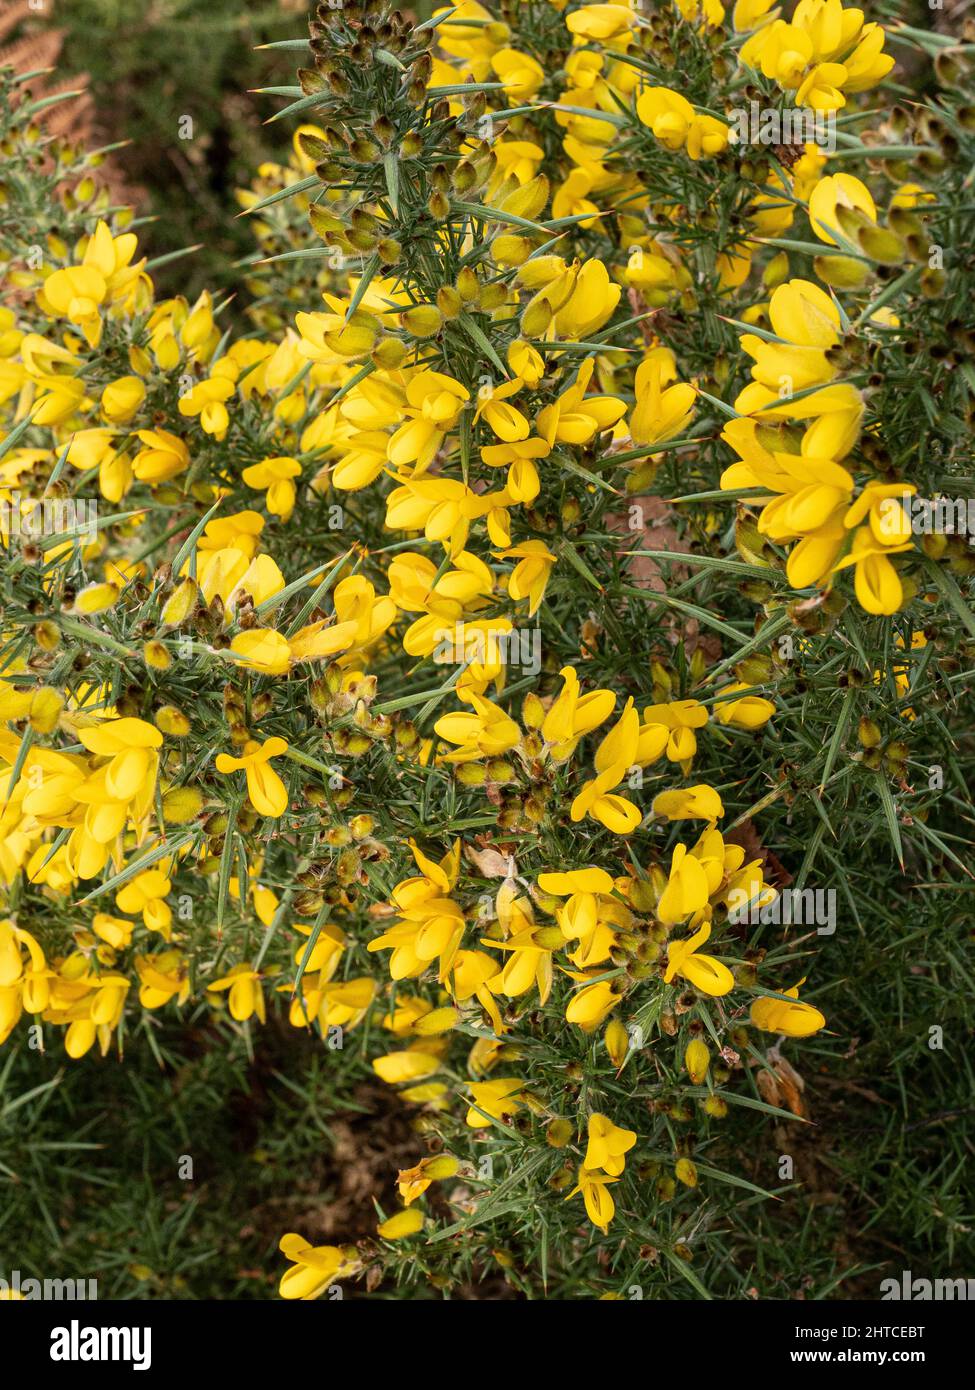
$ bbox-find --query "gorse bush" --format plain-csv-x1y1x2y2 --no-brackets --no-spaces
1,0,974,1301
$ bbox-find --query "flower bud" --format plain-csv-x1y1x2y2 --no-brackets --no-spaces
546,1117,573,1148
858,716,882,748
493,234,532,266
372,337,408,369
452,160,478,194
605,1018,629,1068
436,285,462,320
294,890,325,917
34,620,60,652
684,1038,710,1084
522,691,545,729
143,640,171,671
478,283,508,311
486,758,515,782
75,582,118,614
162,787,204,823
155,704,190,736
401,304,443,338
161,578,198,626
454,761,487,786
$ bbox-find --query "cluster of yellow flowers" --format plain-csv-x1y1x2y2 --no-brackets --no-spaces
2,0,955,1294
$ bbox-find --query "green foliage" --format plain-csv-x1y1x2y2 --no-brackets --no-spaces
1,0,974,1301
56,0,298,296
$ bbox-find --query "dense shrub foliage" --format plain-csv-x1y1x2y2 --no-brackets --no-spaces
1,1,974,1299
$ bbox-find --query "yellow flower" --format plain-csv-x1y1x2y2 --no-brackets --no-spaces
135,950,190,1009
329,430,389,490
74,582,119,615
637,87,730,160
481,436,549,503
565,1165,618,1232
657,842,711,927
132,429,190,484
241,456,302,520
685,1037,711,1083
448,950,505,1035
474,378,531,443
295,292,381,362
751,978,826,1036
377,1207,425,1240
675,1157,698,1187
228,629,292,677
541,664,616,758
435,692,522,762
664,922,734,996
507,338,544,386
676,0,725,27
466,1077,526,1128
808,173,877,246
712,684,776,729
537,867,615,896
178,361,238,440
490,142,545,196
485,909,558,1005
387,371,469,473
605,1018,629,1068
287,617,359,665
570,703,642,834
552,168,600,227
584,1112,636,1175
207,962,266,1023
214,737,289,818
38,220,146,347
116,869,173,936
629,349,696,448
733,0,778,30
78,716,162,803
229,618,357,676
0,921,46,1002
530,261,621,343
397,1154,460,1205
63,973,130,1059
565,5,638,40
90,913,134,951
373,1049,442,1084
278,1233,356,1300
491,47,545,99
101,375,146,424
739,3,894,111
565,978,620,1031
40,265,107,348
496,540,557,617
831,482,916,615
652,784,724,822
385,476,488,557
641,699,709,763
